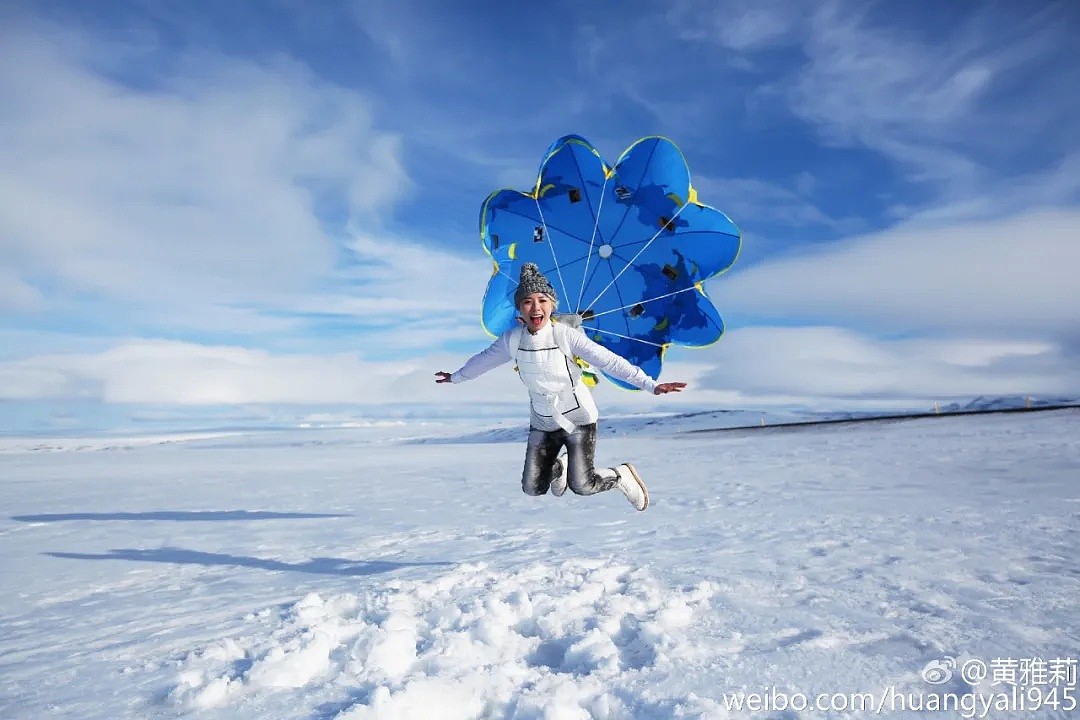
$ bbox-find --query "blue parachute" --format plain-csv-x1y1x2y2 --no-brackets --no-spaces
479,135,741,389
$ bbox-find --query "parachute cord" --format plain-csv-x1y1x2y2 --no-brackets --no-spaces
585,285,700,319
575,173,609,313
582,200,690,315
533,197,572,309
581,325,665,348
494,265,518,283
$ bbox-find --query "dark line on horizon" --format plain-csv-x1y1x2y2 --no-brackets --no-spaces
682,404,1080,435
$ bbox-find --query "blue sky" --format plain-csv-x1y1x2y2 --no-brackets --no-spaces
2,0,1078,433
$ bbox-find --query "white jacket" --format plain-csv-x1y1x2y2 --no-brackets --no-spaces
450,321,659,432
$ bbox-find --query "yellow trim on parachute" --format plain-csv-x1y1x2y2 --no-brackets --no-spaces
508,242,516,260
577,359,599,387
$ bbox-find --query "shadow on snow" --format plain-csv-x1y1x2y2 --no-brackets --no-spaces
46,547,452,577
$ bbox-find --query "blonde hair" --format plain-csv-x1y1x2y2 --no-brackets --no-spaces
517,293,558,313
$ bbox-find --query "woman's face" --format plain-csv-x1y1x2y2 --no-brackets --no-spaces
519,292,553,332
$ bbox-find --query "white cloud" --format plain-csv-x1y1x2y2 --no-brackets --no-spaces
698,326,1075,403
0,337,545,410
695,207,1080,405
710,209,1080,337
0,340,432,406
0,22,408,328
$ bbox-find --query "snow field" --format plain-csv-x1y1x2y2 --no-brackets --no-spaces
1,409,1078,718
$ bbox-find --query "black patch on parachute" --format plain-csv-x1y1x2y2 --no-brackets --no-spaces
568,188,581,203
533,226,545,243
659,216,676,231
580,309,595,321
614,186,632,201
629,303,645,318
491,234,500,250
662,264,678,281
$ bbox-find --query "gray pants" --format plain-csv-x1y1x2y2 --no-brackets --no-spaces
521,423,619,496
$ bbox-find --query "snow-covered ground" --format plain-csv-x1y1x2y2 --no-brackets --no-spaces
2,409,1078,719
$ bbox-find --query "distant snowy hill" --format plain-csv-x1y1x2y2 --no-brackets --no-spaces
939,394,1080,413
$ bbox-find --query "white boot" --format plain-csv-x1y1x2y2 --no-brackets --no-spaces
550,456,568,497
615,463,649,511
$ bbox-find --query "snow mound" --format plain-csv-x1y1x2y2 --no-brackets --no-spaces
170,559,718,718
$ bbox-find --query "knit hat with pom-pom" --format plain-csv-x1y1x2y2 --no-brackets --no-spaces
514,263,558,308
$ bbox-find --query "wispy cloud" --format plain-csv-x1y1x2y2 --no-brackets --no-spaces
669,0,805,51
694,174,862,234
793,3,1079,203
0,20,408,331
0,270,44,313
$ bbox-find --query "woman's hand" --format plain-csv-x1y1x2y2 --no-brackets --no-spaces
654,382,687,395
434,372,453,384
